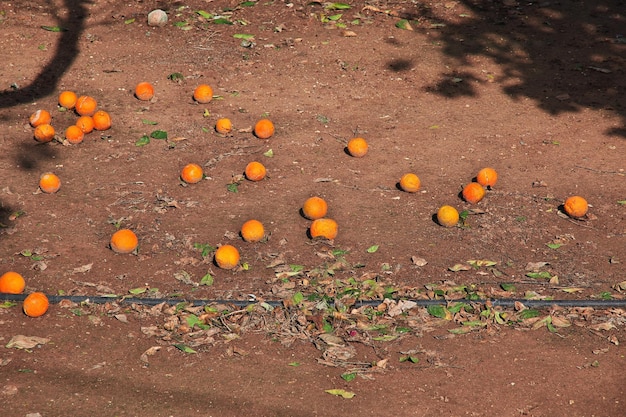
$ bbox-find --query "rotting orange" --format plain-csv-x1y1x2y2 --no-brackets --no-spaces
244,161,266,181
462,182,486,204
76,115,95,133
135,82,155,101
310,218,338,240
193,84,213,104
437,205,460,227
34,123,55,142
253,119,275,139
476,167,498,188
39,172,61,193
0,271,26,294
241,219,265,242
110,229,139,254
23,292,49,318
347,137,368,157
65,125,85,144
29,109,52,127
563,195,588,218
75,95,97,116
302,196,328,220
58,91,78,109
214,244,240,270
399,173,421,193
215,118,232,134
180,163,204,184
92,110,111,131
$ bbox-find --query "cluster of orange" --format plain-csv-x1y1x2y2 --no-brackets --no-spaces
0,271,49,317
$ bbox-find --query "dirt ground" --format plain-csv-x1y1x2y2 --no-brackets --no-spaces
1,0,625,416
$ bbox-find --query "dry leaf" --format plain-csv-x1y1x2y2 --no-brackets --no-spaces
6,335,50,349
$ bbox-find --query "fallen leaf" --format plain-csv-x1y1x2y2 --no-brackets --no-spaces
6,335,50,349
140,346,161,364
325,389,355,399
411,256,427,267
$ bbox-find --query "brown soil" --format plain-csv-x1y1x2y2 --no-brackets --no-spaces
1,1,625,416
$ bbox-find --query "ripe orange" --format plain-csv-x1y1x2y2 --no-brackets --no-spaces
34,123,55,142
214,244,240,270
476,167,498,188
347,137,368,157
39,172,61,193
180,163,204,184
0,271,26,294
23,292,49,318
437,205,459,227
302,196,328,220
29,109,52,127
92,110,111,131
310,218,338,240
65,125,85,144
75,95,97,116
245,161,266,181
58,91,78,109
254,119,275,139
241,219,265,242
76,115,95,133
563,196,588,218
193,84,213,104
110,229,139,254
462,182,486,204
135,82,155,101
399,173,421,193
215,118,232,134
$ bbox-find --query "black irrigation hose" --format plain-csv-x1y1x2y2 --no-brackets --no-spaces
1,293,624,309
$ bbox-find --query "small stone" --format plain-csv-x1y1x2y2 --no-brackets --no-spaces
147,9,168,27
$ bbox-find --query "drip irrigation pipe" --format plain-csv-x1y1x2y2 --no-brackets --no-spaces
1,293,624,309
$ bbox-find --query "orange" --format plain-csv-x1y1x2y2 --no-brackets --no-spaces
254,119,275,139
347,137,368,157
462,182,486,204
245,161,266,181
180,163,204,184
0,271,26,294
563,196,588,218
310,218,338,240
135,82,155,101
39,172,61,193
476,167,498,188
34,123,55,142
193,84,213,104
110,229,139,254
29,109,52,127
76,115,95,133
92,110,111,131
399,173,421,193
65,125,84,144
214,244,240,270
58,91,78,109
23,292,49,318
302,196,328,220
75,95,97,116
437,205,459,227
215,118,232,134
241,219,265,242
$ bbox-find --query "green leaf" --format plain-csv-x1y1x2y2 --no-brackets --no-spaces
212,18,234,25
468,259,497,268
366,245,379,253
288,362,301,367
327,14,343,21
395,19,413,30
174,344,197,354
290,264,304,272
0,301,17,308
546,243,562,250
500,283,517,292
135,135,150,146
239,1,257,6
341,372,356,381
41,25,65,32
174,21,188,27
196,10,213,19
263,149,274,158
150,130,168,140
518,309,540,319
142,119,158,125
292,292,304,305
526,271,552,280
233,33,255,40
227,183,239,193
372,335,398,342
168,72,185,82
186,314,210,330
399,355,419,363
200,273,214,286
325,3,351,10
129,287,147,295
325,389,355,399
426,305,451,319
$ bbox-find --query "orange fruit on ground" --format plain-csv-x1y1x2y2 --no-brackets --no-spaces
462,182,486,204
23,292,49,318
214,244,240,270
110,229,139,254
92,110,111,131
180,163,204,184
29,109,52,127
65,125,85,144
76,115,95,133
33,123,55,142
58,91,78,109
476,167,498,188
75,95,97,116
563,196,588,218
39,172,61,193
254,119,275,139
193,84,213,104
0,271,26,294
437,205,460,227
347,137,368,157
135,82,155,101
215,118,232,134
302,196,328,220
245,161,267,181
399,173,421,193
241,219,265,242
310,218,338,240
